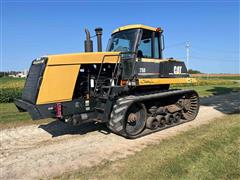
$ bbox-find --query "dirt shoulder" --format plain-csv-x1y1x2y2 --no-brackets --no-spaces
0,92,239,179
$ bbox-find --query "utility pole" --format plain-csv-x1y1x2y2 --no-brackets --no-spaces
185,42,190,69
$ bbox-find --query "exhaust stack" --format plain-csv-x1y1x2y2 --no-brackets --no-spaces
95,27,103,52
84,29,93,52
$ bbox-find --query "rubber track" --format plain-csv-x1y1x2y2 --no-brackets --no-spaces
108,89,199,139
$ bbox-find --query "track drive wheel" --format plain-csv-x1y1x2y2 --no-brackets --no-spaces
125,103,147,136
108,100,147,138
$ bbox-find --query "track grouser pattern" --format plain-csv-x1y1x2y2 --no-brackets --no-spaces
108,89,200,138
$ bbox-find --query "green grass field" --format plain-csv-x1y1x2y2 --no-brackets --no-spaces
0,76,25,88
195,76,240,80
57,114,240,180
0,103,51,129
178,84,240,97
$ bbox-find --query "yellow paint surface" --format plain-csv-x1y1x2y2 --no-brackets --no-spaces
37,65,80,104
47,52,120,65
138,78,197,86
112,24,159,34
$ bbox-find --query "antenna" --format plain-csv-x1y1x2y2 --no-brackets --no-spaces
185,42,190,69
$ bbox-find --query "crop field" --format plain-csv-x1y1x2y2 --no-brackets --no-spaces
0,77,25,103
0,77,52,129
0,77,25,89
191,73,240,79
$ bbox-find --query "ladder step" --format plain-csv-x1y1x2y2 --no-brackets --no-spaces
95,107,105,112
101,86,111,89
98,96,109,102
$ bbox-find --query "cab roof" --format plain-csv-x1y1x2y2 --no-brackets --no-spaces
112,24,161,34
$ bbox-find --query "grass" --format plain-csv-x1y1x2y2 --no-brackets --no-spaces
0,76,25,89
174,77,238,87
172,77,240,97
178,84,240,97
194,76,240,80
0,103,51,129
57,114,240,180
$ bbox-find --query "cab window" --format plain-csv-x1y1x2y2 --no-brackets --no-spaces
137,30,160,59
137,30,152,58
154,33,160,59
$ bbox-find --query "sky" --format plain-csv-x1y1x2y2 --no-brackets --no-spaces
1,0,239,73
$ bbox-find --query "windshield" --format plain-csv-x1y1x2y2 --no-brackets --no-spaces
107,29,140,53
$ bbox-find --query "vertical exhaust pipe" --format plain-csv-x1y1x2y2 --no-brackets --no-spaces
84,29,93,52
95,27,103,52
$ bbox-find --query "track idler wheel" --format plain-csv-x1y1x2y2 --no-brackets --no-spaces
180,91,200,121
146,117,159,130
173,112,181,123
156,115,166,128
165,113,174,125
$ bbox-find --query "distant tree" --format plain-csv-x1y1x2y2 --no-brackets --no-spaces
188,69,202,74
0,72,4,78
0,71,21,77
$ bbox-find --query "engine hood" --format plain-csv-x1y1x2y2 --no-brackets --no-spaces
47,51,120,66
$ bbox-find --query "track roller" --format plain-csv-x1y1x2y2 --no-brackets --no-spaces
165,113,174,125
156,115,166,127
146,117,159,130
173,112,181,123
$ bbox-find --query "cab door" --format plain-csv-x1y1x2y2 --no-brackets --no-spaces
136,30,162,78
137,29,161,59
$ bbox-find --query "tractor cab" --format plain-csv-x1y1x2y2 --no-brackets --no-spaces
107,24,164,59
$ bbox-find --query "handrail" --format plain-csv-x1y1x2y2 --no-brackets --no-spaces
94,54,121,95
94,52,137,96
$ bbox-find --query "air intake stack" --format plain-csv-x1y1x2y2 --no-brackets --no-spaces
95,27,103,52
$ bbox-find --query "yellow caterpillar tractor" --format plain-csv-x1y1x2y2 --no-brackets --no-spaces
15,24,199,138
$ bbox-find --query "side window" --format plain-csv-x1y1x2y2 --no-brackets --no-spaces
137,30,152,58
154,34,160,59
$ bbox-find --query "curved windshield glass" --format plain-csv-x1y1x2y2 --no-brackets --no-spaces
107,29,140,53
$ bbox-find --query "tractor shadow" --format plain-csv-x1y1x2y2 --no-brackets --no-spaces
39,121,111,138
200,87,240,114
39,87,240,138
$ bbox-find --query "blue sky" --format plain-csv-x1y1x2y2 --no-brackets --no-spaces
1,0,239,73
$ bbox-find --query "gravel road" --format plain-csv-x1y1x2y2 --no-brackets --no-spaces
1,92,239,179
